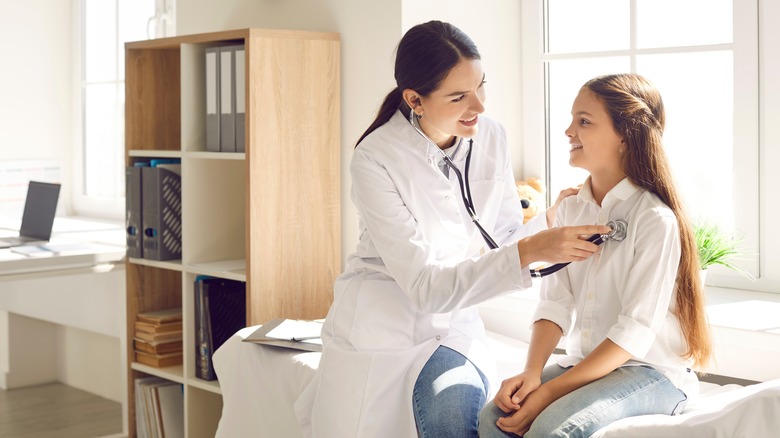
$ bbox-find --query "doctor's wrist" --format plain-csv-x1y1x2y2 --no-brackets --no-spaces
516,237,538,268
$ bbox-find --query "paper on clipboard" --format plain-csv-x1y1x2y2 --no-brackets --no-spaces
242,318,323,352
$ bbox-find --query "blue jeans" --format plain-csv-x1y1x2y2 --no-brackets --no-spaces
478,364,687,438
413,346,489,438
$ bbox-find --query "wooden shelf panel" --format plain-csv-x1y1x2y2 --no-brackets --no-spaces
130,363,185,384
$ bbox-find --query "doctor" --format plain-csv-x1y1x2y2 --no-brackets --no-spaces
294,21,609,438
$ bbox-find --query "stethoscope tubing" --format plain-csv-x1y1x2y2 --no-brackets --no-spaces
442,146,499,250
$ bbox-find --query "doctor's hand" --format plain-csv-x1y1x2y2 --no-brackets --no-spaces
516,224,611,268
493,371,542,413
545,185,582,228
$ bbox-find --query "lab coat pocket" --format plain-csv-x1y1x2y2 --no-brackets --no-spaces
349,279,416,352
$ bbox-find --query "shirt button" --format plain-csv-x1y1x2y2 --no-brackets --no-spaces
445,195,450,200
428,158,433,164
436,335,442,341
587,292,594,300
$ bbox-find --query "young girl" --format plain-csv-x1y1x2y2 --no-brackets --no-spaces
479,73,712,437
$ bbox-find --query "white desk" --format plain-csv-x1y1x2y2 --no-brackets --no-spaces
0,216,126,418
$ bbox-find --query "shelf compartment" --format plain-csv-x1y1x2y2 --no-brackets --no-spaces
181,157,246,266
126,47,181,152
185,386,223,438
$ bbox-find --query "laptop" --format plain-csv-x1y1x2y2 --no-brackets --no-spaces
0,181,61,248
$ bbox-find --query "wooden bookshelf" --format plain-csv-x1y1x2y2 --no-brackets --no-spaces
124,28,340,437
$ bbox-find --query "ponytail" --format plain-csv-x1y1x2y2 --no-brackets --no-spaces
356,87,405,147
355,21,481,148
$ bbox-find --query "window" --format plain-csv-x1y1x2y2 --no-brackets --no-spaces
520,0,769,291
74,0,175,218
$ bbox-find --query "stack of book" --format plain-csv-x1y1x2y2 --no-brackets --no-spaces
134,308,183,368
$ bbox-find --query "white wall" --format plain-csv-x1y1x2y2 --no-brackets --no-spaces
177,0,524,266
0,0,74,213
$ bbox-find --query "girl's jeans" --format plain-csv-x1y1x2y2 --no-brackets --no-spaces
478,364,687,438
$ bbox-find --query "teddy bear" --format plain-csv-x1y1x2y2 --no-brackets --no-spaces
516,177,546,224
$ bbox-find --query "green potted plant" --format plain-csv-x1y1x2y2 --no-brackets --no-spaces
694,223,755,282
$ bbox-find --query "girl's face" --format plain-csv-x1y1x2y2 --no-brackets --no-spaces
415,59,486,149
565,87,624,179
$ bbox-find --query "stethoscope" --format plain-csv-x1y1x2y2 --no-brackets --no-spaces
530,219,628,278
409,110,627,275
410,112,499,250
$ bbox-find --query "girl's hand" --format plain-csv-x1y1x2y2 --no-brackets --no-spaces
496,384,555,436
546,185,582,227
493,371,542,413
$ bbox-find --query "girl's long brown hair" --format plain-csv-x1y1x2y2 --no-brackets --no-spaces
585,74,711,368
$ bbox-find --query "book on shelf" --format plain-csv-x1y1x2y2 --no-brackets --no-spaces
137,307,183,324
194,275,246,380
135,330,183,343
135,351,183,368
134,337,183,355
135,307,183,336
135,320,183,334
134,376,184,438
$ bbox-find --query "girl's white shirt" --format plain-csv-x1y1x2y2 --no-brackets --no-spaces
534,177,700,398
295,110,546,437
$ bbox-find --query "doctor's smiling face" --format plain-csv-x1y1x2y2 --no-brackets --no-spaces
565,86,624,181
407,58,486,149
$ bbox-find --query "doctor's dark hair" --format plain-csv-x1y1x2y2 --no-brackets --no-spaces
584,73,712,368
356,20,481,146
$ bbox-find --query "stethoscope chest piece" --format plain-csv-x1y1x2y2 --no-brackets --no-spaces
603,219,628,242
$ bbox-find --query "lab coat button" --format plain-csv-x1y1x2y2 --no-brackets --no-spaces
428,158,433,164
436,335,442,341
445,195,450,200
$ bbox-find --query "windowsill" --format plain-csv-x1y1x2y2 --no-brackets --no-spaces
479,280,780,383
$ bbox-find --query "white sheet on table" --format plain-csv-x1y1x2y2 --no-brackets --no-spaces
213,326,780,438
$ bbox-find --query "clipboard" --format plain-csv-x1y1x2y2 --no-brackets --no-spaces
242,318,323,352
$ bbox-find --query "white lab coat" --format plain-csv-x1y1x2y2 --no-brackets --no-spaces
295,111,546,437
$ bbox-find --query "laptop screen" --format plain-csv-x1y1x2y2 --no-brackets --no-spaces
19,181,61,240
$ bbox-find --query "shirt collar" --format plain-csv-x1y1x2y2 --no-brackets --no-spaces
578,177,639,207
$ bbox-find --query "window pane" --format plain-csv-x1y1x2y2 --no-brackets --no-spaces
85,0,117,82
636,52,734,231
84,83,124,197
637,0,732,48
118,0,156,80
547,0,629,53
547,57,630,197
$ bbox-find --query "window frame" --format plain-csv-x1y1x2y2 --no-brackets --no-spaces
72,0,175,219
518,1,779,293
